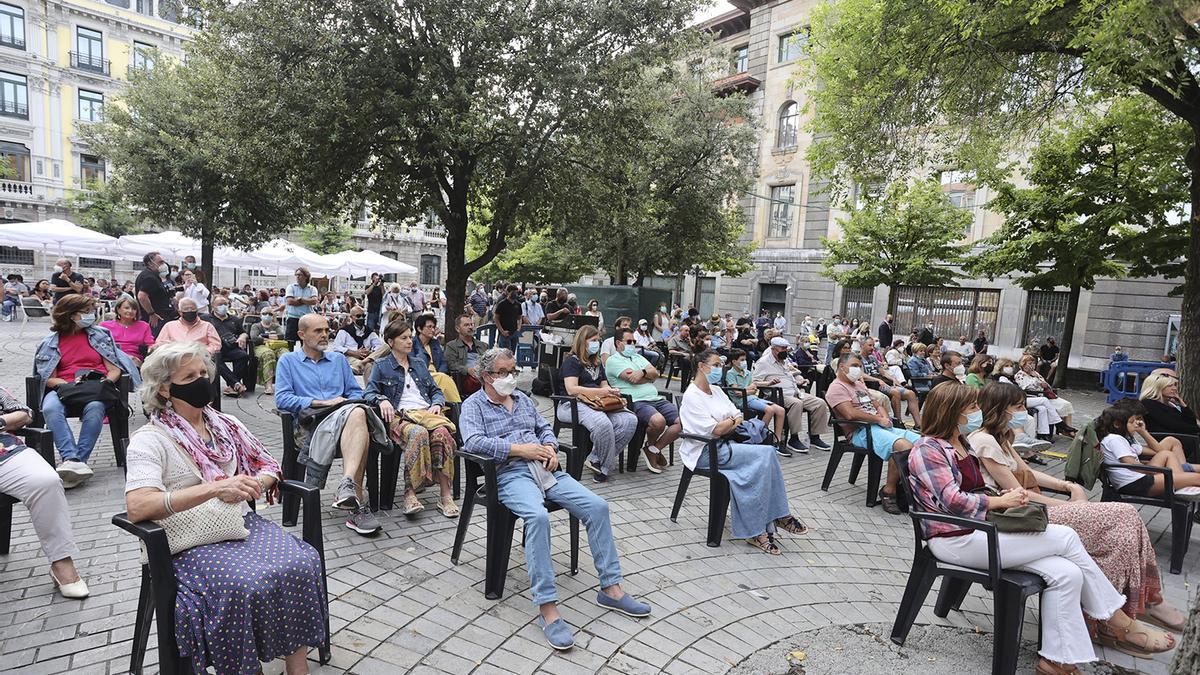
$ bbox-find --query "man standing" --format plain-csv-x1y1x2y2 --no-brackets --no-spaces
460,348,651,649
755,310,771,342
135,251,175,336
492,284,524,351
878,314,894,349
284,267,320,347
468,283,490,327
521,289,545,328
917,321,936,347
50,258,84,302
752,336,832,454
407,282,427,313
772,311,786,333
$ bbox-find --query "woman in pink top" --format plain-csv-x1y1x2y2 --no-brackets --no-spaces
100,297,155,366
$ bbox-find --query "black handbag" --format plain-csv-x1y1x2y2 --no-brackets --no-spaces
54,373,120,415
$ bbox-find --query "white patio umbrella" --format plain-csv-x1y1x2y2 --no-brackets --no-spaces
324,249,418,277
115,230,204,260
0,219,121,259
239,238,343,277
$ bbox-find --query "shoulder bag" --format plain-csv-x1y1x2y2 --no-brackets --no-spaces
974,485,1049,533
576,387,626,413
54,371,121,415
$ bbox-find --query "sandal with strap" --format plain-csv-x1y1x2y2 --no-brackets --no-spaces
1142,603,1188,633
747,533,781,555
1094,618,1175,657
1035,659,1079,675
775,516,809,535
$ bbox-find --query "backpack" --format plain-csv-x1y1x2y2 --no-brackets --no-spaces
1064,422,1102,490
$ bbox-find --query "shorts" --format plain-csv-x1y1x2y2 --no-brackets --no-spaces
1117,475,1154,497
631,398,679,427
851,425,921,460
745,396,771,414
879,383,909,396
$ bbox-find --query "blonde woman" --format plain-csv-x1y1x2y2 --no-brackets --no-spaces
1139,371,1198,439
1015,354,1075,434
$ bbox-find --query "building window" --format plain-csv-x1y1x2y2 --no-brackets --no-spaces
419,254,441,286
132,41,155,71
853,180,886,209
939,169,977,212
73,27,108,75
136,0,154,16
0,4,24,50
380,250,399,283
894,286,1001,342
78,256,113,270
0,141,29,182
0,245,32,265
777,29,807,63
78,89,104,122
776,101,799,149
768,184,795,238
731,45,748,74
1022,290,1070,346
80,154,105,184
759,283,787,318
0,71,27,118
841,287,874,323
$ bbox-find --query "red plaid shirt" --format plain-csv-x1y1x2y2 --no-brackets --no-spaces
907,436,990,539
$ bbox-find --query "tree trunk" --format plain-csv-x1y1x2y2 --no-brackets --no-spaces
887,284,898,316
200,233,214,291
444,217,469,331
1174,588,1200,674
1052,283,1081,389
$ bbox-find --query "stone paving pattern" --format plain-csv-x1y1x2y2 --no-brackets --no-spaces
0,320,1195,674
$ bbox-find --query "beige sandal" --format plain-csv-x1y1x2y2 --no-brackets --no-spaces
1094,618,1175,657
1142,603,1187,633
402,494,424,515
746,533,781,555
437,499,460,518
775,516,808,535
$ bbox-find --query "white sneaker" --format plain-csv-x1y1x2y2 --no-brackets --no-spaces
1174,486,1200,502
56,461,93,489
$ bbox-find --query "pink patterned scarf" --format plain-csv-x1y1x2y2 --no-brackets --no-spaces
151,406,283,503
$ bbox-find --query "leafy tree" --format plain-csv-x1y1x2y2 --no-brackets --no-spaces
467,225,593,285
802,0,1200,412
84,53,309,284
820,179,971,314
185,0,707,325
299,217,354,255
969,98,1190,386
65,181,142,238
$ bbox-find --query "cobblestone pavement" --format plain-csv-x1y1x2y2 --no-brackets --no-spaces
0,319,1194,674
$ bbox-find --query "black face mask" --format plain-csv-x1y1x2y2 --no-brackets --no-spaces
354,318,366,327
170,377,212,408
181,310,199,322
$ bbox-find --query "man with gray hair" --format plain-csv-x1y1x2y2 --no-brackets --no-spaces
50,257,84,302
752,335,831,454
460,347,651,651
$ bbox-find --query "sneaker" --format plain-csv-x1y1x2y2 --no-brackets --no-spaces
787,436,809,453
1013,434,1051,451
345,505,382,535
56,461,93,489
809,436,831,451
538,616,574,651
592,472,609,483
596,590,651,617
332,476,359,510
776,443,794,458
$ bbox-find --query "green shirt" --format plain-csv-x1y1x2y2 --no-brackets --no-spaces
965,372,985,389
605,351,660,402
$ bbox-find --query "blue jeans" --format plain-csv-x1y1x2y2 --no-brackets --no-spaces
41,391,108,463
496,464,623,606
1,297,16,317
497,329,521,351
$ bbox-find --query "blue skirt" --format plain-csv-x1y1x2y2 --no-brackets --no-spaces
697,442,791,539
173,512,327,675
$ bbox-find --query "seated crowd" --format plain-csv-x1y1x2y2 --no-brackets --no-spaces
4,265,1196,671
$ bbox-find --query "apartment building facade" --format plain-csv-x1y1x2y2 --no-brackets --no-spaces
686,0,1180,372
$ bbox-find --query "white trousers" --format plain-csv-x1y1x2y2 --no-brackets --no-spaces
0,449,79,563
928,524,1125,665
1025,397,1063,434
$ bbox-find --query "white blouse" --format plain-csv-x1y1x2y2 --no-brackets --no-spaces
679,384,740,471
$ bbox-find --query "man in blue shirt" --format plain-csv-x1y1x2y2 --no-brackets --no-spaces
276,313,385,535
460,348,651,650
284,267,320,348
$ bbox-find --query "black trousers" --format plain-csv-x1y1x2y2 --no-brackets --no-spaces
217,344,250,387
286,316,300,349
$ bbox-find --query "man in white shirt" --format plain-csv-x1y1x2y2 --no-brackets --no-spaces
632,319,662,366
772,312,786,332
752,336,831,453
329,307,385,379
521,290,545,327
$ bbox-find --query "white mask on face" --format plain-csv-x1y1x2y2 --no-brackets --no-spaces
53,265,63,275
953,364,966,376
1002,366,1014,376
846,366,863,381
492,373,518,397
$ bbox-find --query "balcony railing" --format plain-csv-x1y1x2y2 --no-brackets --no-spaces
0,100,28,119
70,51,110,76
0,34,24,50
0,179,33,197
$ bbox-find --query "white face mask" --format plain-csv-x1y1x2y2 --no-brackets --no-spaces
953,364,966,376
1002,366,1014,376
53,265,63,275
492,373,518,397
846,366,863,382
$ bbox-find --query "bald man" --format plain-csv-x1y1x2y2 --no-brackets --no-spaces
50,258,84,302
275,314,390,536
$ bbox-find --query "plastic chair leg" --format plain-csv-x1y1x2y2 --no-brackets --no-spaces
569,516,580,574
484,507,516,600
453,455,461,501
890,557,936,645
991,583,1026,675
866,456,883,507
130,566,154,674
1170,503,1190,574
670,469,693,521
0,500,10,555
933,577,972,617
707,476,730,548
450,487,475,566
849,452,865,484
380,451,400,511
821,448,845,491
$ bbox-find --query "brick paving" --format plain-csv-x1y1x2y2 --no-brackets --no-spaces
0,319,1194,674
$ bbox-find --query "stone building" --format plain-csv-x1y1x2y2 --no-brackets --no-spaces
678,0,1180,372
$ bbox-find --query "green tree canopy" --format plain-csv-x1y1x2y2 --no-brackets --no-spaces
467,225,593,286
65,181,142,238
299,217,354,256
821,179,972,313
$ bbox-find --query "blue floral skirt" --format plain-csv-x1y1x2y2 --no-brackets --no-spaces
172,512,326,675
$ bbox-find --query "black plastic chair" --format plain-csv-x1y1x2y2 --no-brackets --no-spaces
279,410,384,525
113,480,331,675
1099,461,1196,574
665,353,692,392
620,391,676,471
889,451,1045,675
669,432,730,547
449,443,583,599
820,417,884,507
1150,431,1199,463
0,427,55,555
25,373,132,466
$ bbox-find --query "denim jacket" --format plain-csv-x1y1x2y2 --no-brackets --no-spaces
411,336,448,374
33,325,142,392
363,351,446,409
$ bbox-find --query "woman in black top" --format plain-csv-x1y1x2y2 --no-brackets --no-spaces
365,273,384,332
555,325,638,482
1139,371,1199,454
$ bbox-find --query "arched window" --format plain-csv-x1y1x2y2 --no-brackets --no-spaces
776,102,798,149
